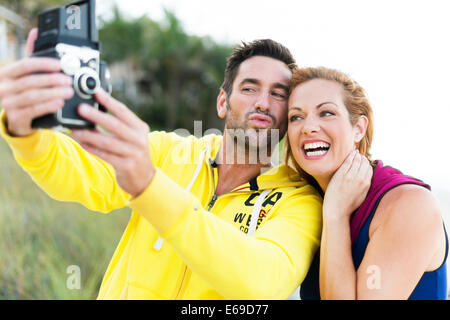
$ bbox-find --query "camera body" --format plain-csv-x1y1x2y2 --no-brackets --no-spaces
31,0,110,129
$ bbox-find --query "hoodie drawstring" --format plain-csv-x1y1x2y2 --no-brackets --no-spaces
247,189,272,237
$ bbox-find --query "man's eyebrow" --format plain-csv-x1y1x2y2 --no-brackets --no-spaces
273,82,289,92
239,78,289,92
239,78,260,86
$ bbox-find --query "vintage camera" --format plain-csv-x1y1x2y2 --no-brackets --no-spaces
31,0,111,129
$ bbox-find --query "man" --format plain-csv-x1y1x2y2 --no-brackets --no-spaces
0,28,322,299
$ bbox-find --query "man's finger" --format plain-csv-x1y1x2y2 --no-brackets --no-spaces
4,98,63,135
94,88,144,129
29,98,65,119
26,28,38,57
77,104,142,145
71,129,138,157
0,57,61,81
1,86,74,110
0,73,72,98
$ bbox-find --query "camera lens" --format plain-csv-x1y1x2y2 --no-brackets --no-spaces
74,67,100,99
86,77,97,90
78,74,98,95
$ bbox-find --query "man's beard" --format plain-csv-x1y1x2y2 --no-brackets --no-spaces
223,102,283,165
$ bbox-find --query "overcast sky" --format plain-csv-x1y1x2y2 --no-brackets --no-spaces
97,0,450,218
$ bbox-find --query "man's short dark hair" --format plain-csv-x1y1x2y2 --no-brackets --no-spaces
221,39,297,97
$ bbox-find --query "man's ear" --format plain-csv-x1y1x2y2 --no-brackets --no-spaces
217,89,228,119
353,115,368,144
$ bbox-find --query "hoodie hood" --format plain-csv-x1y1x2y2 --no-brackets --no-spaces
200,134,307,192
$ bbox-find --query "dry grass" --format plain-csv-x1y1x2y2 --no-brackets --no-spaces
0,136,130,299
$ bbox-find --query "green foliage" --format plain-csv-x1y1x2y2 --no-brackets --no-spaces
0,137,130,299
99,8,232,132
97,7,147,64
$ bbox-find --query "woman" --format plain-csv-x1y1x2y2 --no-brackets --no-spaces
285,67,448,299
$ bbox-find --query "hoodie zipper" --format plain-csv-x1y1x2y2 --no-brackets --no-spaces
174,157,264,298
207,160,218,211
207,194,217,211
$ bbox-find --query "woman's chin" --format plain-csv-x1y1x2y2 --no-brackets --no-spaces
300,162,336,182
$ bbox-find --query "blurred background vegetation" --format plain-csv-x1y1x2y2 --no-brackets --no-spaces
0,0,233,299
2,0,232,132
99,8,231,132
0,135,130,299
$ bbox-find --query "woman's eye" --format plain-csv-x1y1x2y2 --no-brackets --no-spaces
242,87,255,93
320,111,335,117
289,115,303,122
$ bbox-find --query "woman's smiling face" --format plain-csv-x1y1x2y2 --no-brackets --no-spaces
287,78,366,188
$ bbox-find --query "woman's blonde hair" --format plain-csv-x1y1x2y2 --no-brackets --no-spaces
285,66,374,184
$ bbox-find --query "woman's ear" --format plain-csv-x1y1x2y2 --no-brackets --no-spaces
353,115,368,144
217,90,228,119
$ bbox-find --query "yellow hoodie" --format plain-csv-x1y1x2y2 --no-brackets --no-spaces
0,112,322,299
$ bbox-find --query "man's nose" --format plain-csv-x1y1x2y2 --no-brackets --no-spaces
255,92,270,112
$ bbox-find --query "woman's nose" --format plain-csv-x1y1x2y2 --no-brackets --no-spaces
301,116,320,135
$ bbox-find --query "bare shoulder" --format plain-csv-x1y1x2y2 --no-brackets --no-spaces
369,184,446,272
358,184,446,298
371,184,443,237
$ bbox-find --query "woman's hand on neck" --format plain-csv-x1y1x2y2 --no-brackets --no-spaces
322,150,373,221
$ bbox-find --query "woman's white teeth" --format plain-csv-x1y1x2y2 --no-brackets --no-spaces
303,141,330,157
306,149,328,156
304,142,330,150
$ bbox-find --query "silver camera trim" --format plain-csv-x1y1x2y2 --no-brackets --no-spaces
60,54,81,76
56,43,99,70
74,67,100,99
55,43,100,126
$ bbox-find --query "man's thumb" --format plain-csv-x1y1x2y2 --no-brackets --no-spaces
25,28,38,57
